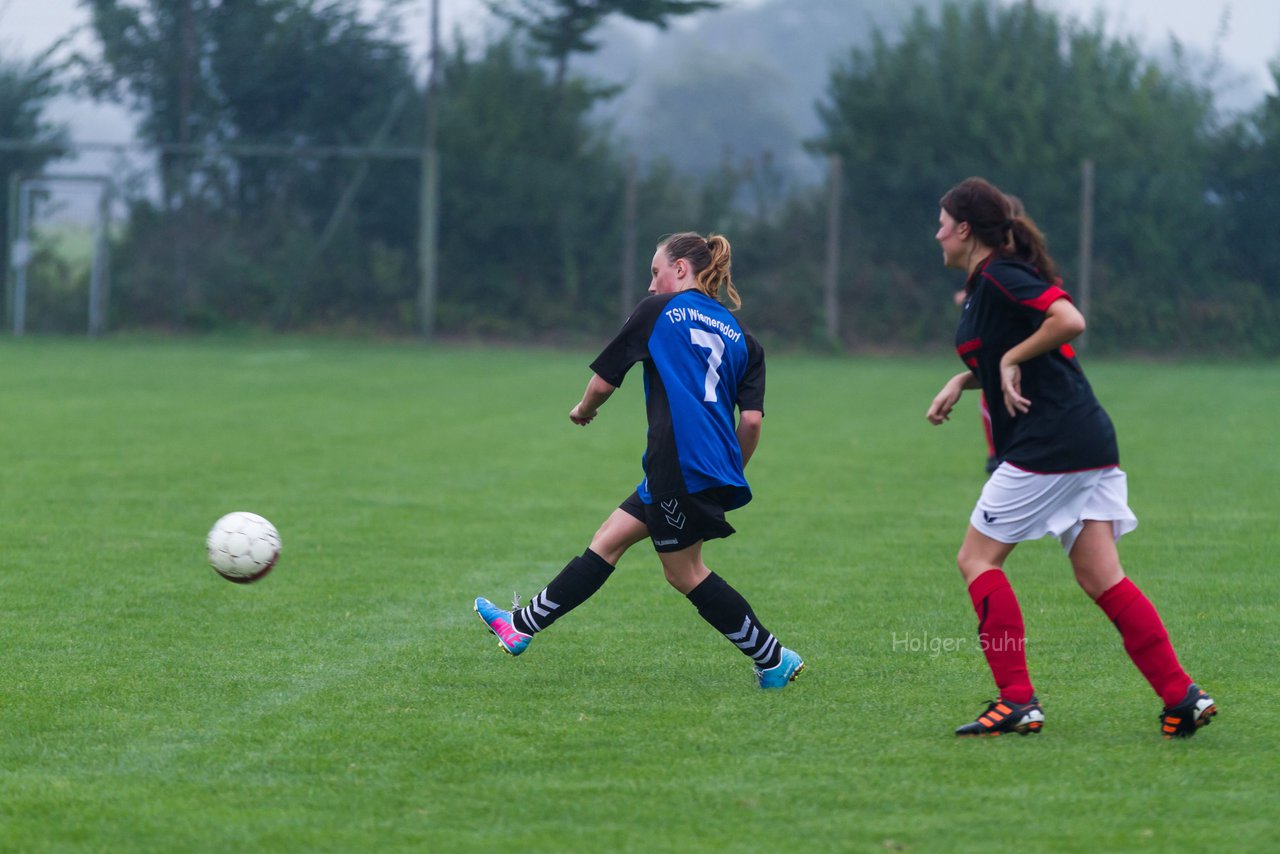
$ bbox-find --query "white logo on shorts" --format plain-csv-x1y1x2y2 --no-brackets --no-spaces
661,499,686,529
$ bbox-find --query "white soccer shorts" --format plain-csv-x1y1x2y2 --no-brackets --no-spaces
970,463,1138,553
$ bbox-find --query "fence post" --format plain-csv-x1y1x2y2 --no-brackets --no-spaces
620,155,638,321
824,154,843,346
1077,158,1094,350
88,183,113,337
417,0,441,342
4,172,18,330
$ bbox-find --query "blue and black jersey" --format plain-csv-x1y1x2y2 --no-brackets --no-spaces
955,254,1118,473
590,290,765,509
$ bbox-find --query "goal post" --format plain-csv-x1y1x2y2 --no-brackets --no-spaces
5,173,114,337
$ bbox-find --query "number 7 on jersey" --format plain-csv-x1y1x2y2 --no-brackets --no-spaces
690,329,725,403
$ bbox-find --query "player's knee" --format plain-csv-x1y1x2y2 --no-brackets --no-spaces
955,548,980,581
590,516,644,566
1073,564,1124,601
662,563,701,595
662,563,687,589
1072,571,1097,598
588,522,614,555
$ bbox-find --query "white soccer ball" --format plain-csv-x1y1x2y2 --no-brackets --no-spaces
206,511,282,584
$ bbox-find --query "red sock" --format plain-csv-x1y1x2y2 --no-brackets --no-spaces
967,569,1034,704
1095,578,1192,707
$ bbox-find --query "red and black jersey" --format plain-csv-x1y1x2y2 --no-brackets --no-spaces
954,253,1118,473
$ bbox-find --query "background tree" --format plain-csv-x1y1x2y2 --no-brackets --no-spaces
432,35,736,337
434,37,628,335
0,51,67,174
79,0,222,209
1213,63,1280,296
812,0,1223,350
596,0,944,188
0,47,68,279
485,0,720,92
81,0,421,329
206,0,420,327
45,0,1275,350
207,0,416,212
475,0,723,317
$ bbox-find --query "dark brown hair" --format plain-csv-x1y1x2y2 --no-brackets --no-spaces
940,177,1057,281
660,232,740,310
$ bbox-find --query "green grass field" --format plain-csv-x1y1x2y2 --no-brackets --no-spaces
0,337,1275,852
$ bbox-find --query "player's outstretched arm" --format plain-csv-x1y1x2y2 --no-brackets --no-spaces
570,373,617,425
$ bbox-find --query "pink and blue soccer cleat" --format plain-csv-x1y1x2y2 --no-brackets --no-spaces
474,596,532,656
755,647,804,689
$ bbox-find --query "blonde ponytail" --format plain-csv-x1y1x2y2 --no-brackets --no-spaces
659,231,741,310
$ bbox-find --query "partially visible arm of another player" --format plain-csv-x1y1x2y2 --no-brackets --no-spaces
570,373,617,425
737,409,762,467
927,371,982,425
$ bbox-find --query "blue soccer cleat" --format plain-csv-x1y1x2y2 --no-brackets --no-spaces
474,596,533,656
755,647,804,689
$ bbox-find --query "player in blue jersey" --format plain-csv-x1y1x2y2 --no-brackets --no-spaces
475,232,803,689
926,177,1216,738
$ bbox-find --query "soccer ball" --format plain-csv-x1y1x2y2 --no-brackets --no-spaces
206,511,282,584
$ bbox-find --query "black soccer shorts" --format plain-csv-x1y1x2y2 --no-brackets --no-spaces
618,487,737,553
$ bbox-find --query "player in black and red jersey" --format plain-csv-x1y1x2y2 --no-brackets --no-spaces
953,194,1027,474
926,177,1217,739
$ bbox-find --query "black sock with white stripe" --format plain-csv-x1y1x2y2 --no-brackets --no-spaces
686,572,783,670
511,549,615,635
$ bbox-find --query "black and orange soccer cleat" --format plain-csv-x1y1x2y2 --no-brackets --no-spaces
955,697,1044,737
1160,683,1217,739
